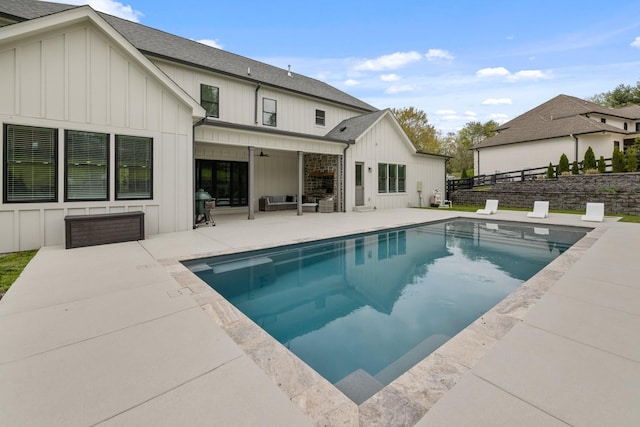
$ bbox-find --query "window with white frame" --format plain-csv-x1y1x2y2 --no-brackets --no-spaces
315,109,325,126
116,135,153,200
378,163,406,193
3,124,57,203
200,84,219,118
263,98,277,126
65,130,109,201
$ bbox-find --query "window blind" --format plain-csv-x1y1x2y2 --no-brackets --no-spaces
116,135,152,200
65,130,109,201
4,124,57,202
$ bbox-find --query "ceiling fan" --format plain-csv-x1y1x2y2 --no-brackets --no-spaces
256,149,270,157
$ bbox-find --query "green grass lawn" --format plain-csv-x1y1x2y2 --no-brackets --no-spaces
0,250,37,299
421,205,640,223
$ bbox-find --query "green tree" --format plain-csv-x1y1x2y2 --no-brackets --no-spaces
460,168,468,178
571,160,580,175
597,156,606,173
612,146,625,173
391,107,440,153
558,153,570,174
546,162,555,178
583,146,596,171
448,120,498,174
588,81,640,108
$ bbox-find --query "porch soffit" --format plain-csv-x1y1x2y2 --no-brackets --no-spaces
195,121,349,155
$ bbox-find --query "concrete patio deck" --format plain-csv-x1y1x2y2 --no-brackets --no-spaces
1,208,639,426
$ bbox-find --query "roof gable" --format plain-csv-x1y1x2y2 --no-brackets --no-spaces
477,94,635,149
0,4,206,120
326,109,428,155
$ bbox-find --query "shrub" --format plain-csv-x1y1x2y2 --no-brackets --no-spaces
558,153,570,174
546,162,555,179
597,156,606,173
460,168,468,178
571,160,580,174
626,145,638,172
584,168,598,174
583,146,596,171
612,146,625,173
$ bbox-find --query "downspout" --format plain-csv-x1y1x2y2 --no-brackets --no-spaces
342,142,352,212
571,134,578,163
192,118,206,229
254,83,261,124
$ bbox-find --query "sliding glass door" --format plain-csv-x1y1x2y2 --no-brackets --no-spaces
196,160,248,207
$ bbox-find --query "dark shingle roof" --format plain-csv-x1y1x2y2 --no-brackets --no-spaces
475,94,637,149
0,0,74,20
325,110,388,142
0,0,377,113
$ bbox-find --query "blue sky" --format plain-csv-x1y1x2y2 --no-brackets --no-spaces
51,0,640,133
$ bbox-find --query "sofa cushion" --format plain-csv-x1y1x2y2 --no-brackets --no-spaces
271,195,286,203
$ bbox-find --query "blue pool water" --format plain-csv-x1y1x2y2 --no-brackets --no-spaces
184,219,587,403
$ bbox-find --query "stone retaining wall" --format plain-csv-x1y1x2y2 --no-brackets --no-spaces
451,173,640,215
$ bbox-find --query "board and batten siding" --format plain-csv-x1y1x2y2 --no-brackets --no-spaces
155,59,368,136
0,21,195,252
345,115,445,211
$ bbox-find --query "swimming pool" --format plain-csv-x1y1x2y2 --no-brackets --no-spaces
184,219,588,403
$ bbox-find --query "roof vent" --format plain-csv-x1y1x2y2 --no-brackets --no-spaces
247,66,251,76
287,65,292,78
340,126,347,132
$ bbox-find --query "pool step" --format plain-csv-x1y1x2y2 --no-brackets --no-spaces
334,368,384,405
374,333,451,385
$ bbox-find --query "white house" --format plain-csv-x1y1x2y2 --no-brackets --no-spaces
473,94,640,176
0,0,446,252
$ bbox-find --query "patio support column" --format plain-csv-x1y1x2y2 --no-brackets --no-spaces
297,151,303,216
248,146,255,220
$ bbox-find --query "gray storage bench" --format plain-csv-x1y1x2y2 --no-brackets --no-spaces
64,211,145,249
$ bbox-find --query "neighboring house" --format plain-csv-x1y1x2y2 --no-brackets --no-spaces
0,0,446,252
473,94,640,176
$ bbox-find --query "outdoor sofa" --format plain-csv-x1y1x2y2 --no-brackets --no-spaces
259,195,298,211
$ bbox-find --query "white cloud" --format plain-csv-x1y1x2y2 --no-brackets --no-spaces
436,109,457,116
631,37,640,48
354,51,422,71
482,98,512,105
43,0,143,22
464,111,477,118
197,39,223,49
509,70,551,80
425,49,454,61
385,85,414,94
476,67,510,78
344,79,360,86
476,67,551,81
381,74,401,82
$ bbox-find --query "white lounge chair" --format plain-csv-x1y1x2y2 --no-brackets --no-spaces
581,202,605,222
527,201,549,218
477,199,498,215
